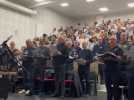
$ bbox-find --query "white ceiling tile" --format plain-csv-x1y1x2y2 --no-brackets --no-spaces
7,0,134,18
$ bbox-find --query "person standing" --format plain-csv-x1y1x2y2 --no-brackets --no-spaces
21,39,35,96
9,41,21,71
52,37,67,97
93,37,107,84
125,36,134,100
103,36,124,100
69,41,82,97
78,42,92,96
33,39,50,95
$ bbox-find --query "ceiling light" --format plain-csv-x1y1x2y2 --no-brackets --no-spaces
99,7,109,12
86,0,95,2
32,0,52,8
60,3,69,7
34,0,44,2
37,1,52,5
128,2,134,8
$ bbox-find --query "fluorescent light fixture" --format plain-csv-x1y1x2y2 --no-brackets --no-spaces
86,0,95,2
32,1,52,7
60,3,69,7
37,1,52,5
99,7,109,12
128,2,134,8
34,0,44,2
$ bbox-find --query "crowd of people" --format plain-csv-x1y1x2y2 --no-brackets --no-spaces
5,18,134,100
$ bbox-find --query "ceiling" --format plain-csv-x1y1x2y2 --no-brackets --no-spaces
7,0,134,18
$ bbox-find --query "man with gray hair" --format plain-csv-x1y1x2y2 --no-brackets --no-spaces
78,41,92,96
103,36,124,100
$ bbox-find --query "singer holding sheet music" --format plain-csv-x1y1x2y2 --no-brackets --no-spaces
102,36,124,100
126,38,134,100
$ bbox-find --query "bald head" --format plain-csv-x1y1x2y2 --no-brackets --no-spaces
10,41,15,48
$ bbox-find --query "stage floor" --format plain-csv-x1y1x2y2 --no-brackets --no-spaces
7,94,106,100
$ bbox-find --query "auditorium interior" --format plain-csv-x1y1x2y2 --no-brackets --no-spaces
0,0,134,100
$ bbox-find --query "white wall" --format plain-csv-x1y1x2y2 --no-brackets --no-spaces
35,8,75,37
0,7,75,48
0,7,35,48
